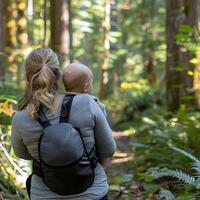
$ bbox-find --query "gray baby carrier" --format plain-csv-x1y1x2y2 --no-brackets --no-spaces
26,94,97,198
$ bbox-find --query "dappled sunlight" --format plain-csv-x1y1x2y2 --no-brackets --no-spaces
112,150,134,164
112,130,135,139
0,0,200,199
112,155,134,165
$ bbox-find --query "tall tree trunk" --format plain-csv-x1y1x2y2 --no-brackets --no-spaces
17,0,28,47
5,0,17,47
43,0,48,47
195,51,200,107
194,1,200,107
50,0,70,67
99,0,111,100
0,0,6,81
111,0,121,96
146,55,156,85
180,0,197,107
67,0,73,63
142,0,156,85
166,0,197,110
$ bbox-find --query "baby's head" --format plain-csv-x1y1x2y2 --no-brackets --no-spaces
62,63,93,94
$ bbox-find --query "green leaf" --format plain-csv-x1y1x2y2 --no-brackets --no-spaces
159,189,175,200
179,25,195,33
175,34,190,41
143,182,160,193
142,117,156,126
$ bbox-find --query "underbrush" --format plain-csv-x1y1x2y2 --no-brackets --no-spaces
0,95,29,200
107,84,200,199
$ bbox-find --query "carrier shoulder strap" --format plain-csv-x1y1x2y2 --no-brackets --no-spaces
36,94,75,127
60,94,75,123
37,108,51,128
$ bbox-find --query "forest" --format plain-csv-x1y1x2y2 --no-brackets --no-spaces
0,0,200,199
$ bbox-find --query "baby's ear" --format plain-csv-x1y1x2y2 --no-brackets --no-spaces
82,82,89,93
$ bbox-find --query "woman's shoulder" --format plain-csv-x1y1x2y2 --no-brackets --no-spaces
12,110,33,128
13,109,30,120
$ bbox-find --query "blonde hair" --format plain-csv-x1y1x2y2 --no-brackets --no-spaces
19,48,60,118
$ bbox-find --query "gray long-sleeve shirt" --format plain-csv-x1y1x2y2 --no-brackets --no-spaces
11,93,116,200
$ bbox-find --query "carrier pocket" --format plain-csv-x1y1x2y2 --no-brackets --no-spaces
41,159,94,195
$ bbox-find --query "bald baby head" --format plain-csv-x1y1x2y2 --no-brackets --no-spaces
62,63,93,93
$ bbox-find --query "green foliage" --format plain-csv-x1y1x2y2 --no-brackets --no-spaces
109,86,200,197
148,147,200,198
106,79,162,126
0,94,28,199
1,0,199,199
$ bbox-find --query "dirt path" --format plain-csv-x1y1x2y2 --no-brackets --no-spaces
107,131,162,200
107,131,136,200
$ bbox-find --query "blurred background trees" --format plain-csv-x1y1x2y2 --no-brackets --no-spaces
0,0,200,199
166,0,199,110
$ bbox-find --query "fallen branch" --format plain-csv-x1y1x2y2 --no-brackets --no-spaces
0,142,25,176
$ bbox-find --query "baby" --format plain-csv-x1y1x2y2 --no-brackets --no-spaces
62,63,110,168
62,63,107,115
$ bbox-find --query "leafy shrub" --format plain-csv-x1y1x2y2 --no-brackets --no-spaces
106,79,163,126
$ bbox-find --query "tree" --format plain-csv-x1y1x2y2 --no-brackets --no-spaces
99,0,111,99
142,0,157,85
17,0,28,47
50,0,70,67
43,0,48,47
194,1,200,107
0,0,6,81
166,0,198,110
67,0,73,63
5,0,17,47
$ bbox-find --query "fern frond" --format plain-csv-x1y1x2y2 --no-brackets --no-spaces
193,162,200,174
171,146,200,164
154,169,200,189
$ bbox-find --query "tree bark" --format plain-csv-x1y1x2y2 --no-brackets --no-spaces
146,55,156,85
166,0,197,110
17,0,28,47
142,0,156,85
194,0,200,107
43,0,48,47
67,0,73,63
5,0,17,47
99,0,111,100
50,0,70,67
0,0,6,81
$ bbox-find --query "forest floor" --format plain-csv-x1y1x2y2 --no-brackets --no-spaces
107,131,161,200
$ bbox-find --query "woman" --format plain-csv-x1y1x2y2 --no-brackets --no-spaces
11,48,116,200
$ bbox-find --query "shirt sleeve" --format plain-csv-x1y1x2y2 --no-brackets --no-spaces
90,95,107,116
11,114,32,160
89,97,116,159
97,102,107,117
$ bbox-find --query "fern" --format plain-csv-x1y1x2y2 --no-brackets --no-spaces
170,146,200,164
153,147,200,190
193,162,200,174
171,146,200,175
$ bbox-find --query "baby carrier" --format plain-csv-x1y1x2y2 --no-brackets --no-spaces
26,94,97,198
